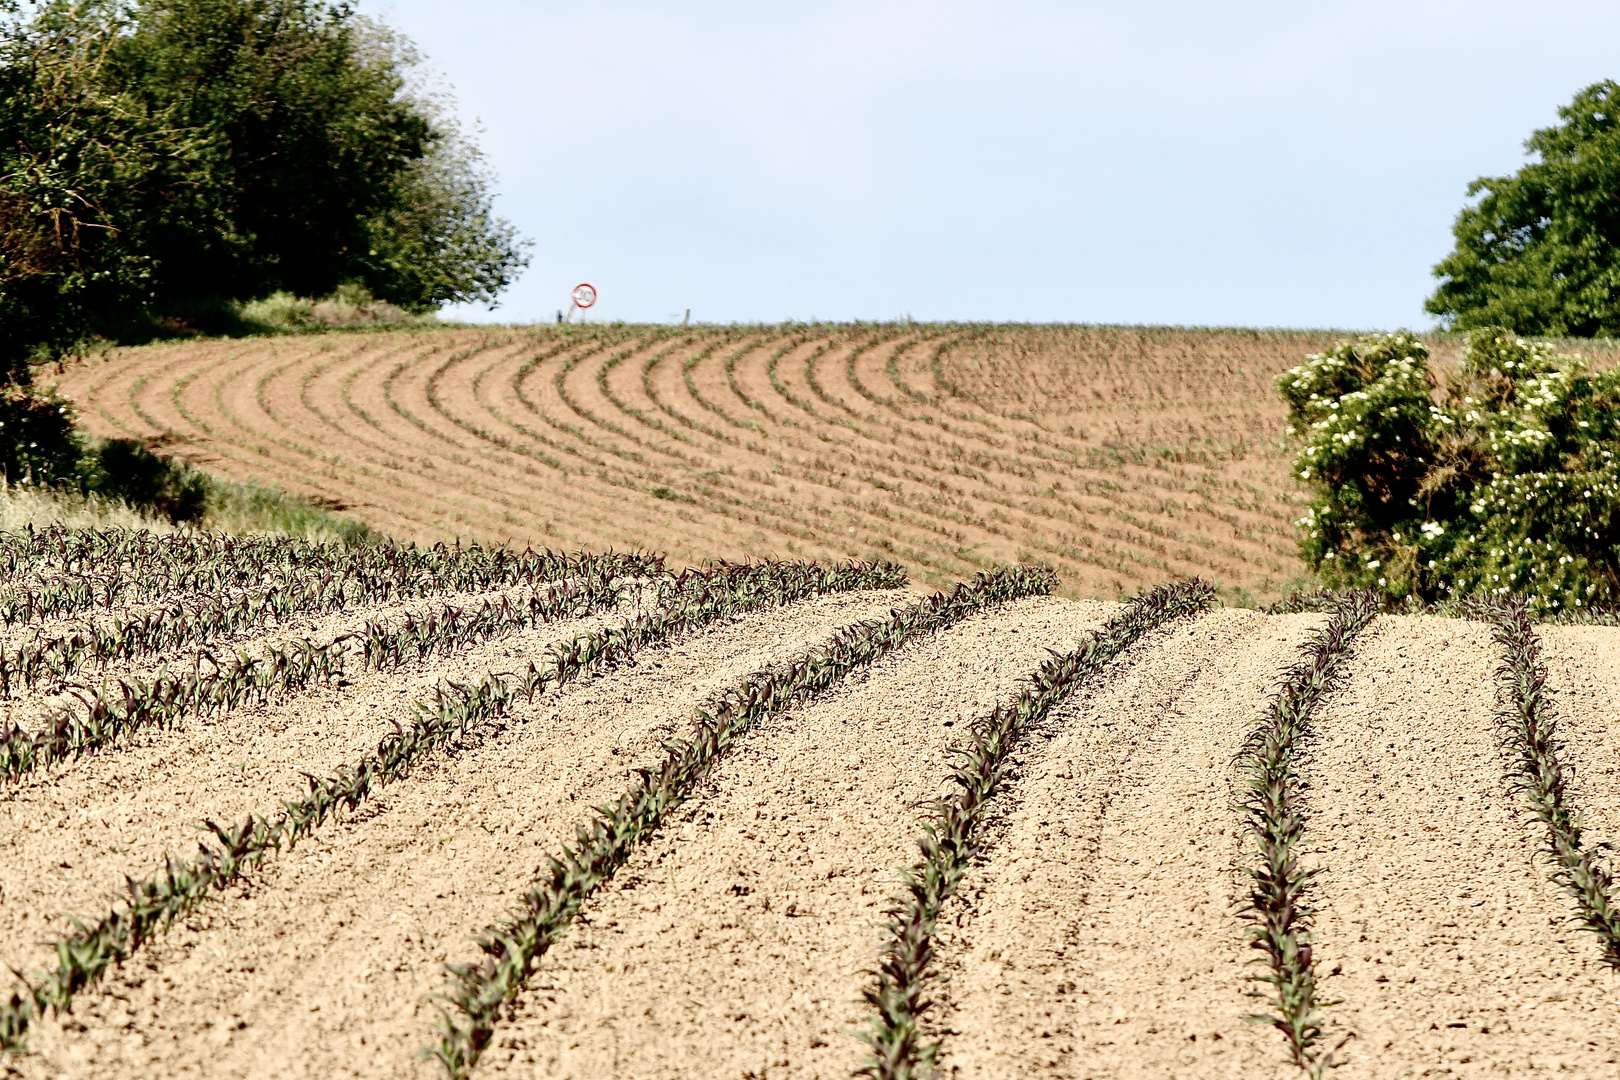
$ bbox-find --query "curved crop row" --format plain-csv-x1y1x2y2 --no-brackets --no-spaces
0,524,662,627
0,557,903,1054
425,562,1060,1078
50,325,1311,600
0,546,659,693
0,571,630,782
854,577,1219,1080
1493,597,1620,967
1237,591,1379,1076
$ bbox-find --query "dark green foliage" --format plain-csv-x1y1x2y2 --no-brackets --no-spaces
1427,82,1620,336
1493,596,1620,968
854,578,1218,1080
0,384,79,482
1278,328,1620,612
426,563,1057,1078
0,0,527,371
1237,590,1378,1076
82,440,208,521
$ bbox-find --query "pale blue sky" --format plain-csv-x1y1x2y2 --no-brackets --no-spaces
369,1,1620,328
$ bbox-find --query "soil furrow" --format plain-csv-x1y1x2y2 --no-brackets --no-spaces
473,595,1119,1080
0,588,637,976
1306,616,1620,1077
1537,623,1620,858
929,608,1325,1078
7,588,910,1079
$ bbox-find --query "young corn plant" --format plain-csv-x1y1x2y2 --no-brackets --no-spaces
1237,590,1378,1077
0,558,902,1055
1493,596,1620,968
854,577,1218,1080
425,563,1060,1079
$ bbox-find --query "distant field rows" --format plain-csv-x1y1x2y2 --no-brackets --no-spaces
51,324,1358,599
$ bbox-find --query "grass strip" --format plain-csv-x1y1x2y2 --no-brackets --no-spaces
1493,596,1620,968
424,563,1061,1078
0,569,632,782
0,558,902,1054
853,578,1217,1080
1237,590,1378,1077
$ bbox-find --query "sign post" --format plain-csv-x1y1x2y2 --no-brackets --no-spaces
564,283,597,322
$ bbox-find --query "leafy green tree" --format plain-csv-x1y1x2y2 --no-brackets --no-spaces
1279,328,1620,612
1427,81,1620,336
0,0,528,374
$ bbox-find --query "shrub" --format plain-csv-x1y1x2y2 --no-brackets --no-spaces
0,385,82,484
235,284,422,334
84,439,208,522
1279,327,1620,612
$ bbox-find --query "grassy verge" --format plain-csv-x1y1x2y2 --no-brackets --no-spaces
426,564,1060,1078
854,578,1217,1080
1493,596,1620,967
1,467,377,546
0,481,174,535
1237,590,1378,1076
191,472,380,544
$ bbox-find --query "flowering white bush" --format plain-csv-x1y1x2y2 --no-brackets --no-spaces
1278,328,1620,611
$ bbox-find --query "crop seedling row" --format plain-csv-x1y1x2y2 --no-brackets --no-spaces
854,577,1218,1080
425,563,1060,1078
0,524,662,627
0,544,660,693
0,558,902,1054
1493,597,1620,967
1237,590,1378,1076
0,571,632,782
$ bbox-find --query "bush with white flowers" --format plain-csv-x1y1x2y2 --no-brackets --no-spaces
1278,327,1619,612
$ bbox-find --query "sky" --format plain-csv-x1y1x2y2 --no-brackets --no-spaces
367,0,1620,329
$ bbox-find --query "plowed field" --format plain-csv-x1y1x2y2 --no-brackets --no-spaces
2,529,1618,1078
49,324,1367,601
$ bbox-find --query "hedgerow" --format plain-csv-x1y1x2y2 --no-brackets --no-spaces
1278,327,1620,613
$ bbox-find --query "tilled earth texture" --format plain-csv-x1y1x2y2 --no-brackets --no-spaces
1,530,1618,1079
51,324,1620,605
48,324,1359,603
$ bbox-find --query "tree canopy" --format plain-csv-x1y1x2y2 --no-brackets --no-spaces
1427,81,1620,337
0,0,528,373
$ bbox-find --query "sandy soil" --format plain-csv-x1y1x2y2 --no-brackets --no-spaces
933,607,1322,1080
2,594,1617,1078
476,595,1119,1080
0,583,636,974
1306,616,1620,1077
11,588,910,1080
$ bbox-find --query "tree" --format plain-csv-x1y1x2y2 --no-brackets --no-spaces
1427,81,1620,336
0,0,528,374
